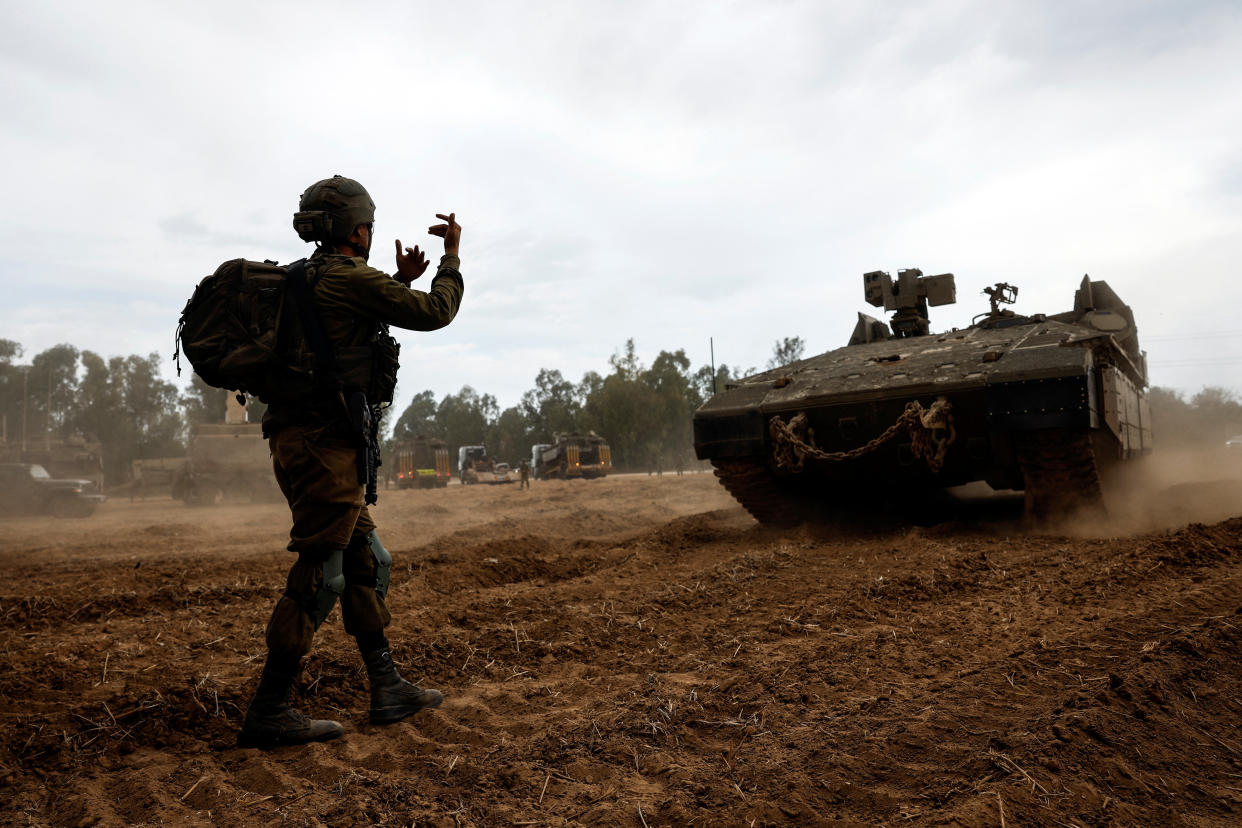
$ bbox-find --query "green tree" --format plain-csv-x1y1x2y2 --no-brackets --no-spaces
118,353,183,460
391,389,440,442
692,362,750,401
29,344,81,438
643,349,698,470
1147,386,1191,447
434,386,498,468
577,370,604,404
180,374,228,429
1191,386,1242,440
73,352,126,480
0,340,25,444
74,351,183,483
579,341,661,470
487,405,535,464
1145,385,1242,448
180,374,267,431
767,336,806,370
609,338,642,380
520,368,581,439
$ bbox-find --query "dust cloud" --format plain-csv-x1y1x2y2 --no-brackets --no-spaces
1090,448,1242,537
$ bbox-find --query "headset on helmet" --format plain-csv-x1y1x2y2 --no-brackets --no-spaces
293,175,376,244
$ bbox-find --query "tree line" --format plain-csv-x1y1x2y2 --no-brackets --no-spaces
0,337,762,482
386,337,813,470
2,335,1239,484
0,340,182,484
384,338,758,471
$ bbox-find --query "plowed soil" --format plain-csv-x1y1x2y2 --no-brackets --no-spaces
3,451,1242,827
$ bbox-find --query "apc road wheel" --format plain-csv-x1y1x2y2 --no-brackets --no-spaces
1016,428,1105,524
711,457,812,527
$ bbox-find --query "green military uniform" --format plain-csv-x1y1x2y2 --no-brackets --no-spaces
238,174,460,750
262,250,463,660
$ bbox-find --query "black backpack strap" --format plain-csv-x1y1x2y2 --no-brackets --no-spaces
285,258,341,389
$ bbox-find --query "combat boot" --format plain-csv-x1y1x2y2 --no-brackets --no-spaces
237,654,344,749
359,644,444,724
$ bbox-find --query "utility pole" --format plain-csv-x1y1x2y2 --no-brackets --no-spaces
21,366,28,453
45,364,52,451
710,338,716,395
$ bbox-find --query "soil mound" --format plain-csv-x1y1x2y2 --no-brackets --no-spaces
2,471,1241,825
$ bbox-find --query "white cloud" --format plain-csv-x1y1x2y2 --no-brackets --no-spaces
1,0,1240,421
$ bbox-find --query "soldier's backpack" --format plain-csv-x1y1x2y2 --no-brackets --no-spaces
174,258,322,402
175,258,401,406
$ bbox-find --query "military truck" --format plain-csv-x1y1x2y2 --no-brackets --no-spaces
694,268,1151,525
534,432,613,479
172,394,278,504
393,436,450,489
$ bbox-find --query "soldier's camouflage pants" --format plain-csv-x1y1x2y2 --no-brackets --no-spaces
265,423,391,659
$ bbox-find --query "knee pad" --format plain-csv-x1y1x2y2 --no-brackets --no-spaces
310,548,346,629
366,531,392,598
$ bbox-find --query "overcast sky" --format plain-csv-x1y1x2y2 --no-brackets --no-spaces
2,0,1240,417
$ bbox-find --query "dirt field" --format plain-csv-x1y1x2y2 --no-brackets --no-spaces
3,452,1242,827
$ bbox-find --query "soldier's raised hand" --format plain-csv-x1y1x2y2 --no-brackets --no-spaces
428,213,461,257
394,239,430,286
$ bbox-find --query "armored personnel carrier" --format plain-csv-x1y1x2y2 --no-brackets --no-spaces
693,268,1151,525
172,394,279,504
172,422,280,504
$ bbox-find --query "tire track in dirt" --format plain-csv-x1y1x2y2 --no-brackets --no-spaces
639,518,1242,826
363,511,1242,824
3,476,1241,825
404,514,1242,825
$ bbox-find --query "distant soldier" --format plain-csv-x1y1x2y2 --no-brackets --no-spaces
237,176,464,749
519,459,530,489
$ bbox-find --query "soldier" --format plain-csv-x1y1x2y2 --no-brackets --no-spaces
518,459,530,489
238,175,464,749
128,468,145,502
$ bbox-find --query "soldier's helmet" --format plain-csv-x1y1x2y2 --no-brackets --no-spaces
293,175,376,243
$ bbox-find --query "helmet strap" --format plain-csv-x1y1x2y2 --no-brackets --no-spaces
339,223,372,261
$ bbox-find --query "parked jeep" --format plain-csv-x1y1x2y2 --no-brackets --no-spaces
0,463,106,518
